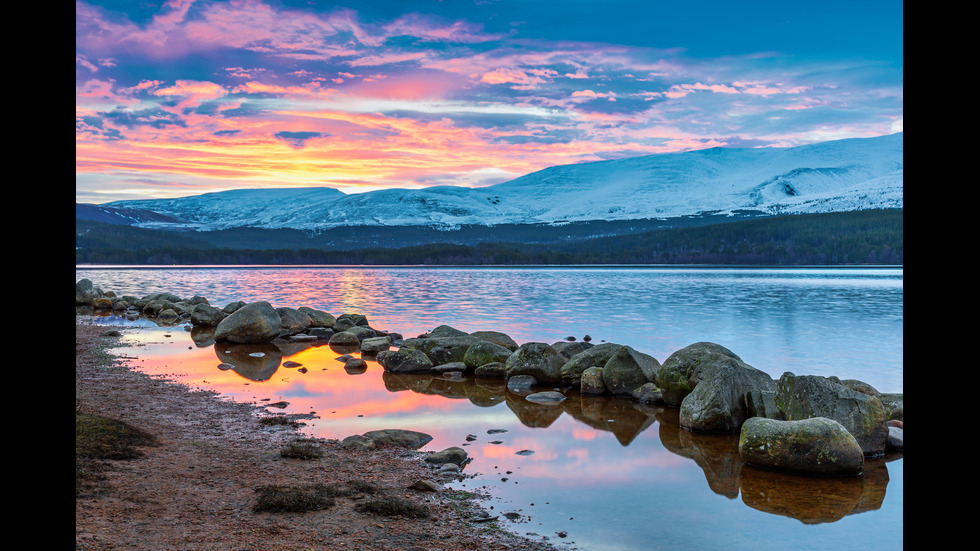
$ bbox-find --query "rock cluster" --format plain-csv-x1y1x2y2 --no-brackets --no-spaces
76,278,904,477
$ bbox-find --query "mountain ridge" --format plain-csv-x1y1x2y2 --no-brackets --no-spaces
98,132,903,231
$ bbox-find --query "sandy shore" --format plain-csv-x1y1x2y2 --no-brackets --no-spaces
75,316,561,551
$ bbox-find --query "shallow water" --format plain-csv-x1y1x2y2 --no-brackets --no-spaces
77,265,903,549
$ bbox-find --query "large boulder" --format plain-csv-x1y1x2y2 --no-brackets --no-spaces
214,301,282,344
463,340,514,370
602,346,660,396
774,373,889,456
656,342,744,407
559,343,625,386
678,356,774,432
738,417,865,476
504,342,566,384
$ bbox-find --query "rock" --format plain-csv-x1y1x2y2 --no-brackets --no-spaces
276,307,313,338
328,331,360,347
774,373,889,456
190,303,225,327
656,342,745,407
282,361,303,368
425,447,469,465
631,382,662,403
738,417,865,476
76,279,103,305
474,362,507,378
344,325,378,342
602,346,660,396
307,327,335,340
432,361,467,374
525,391,567,404
408,480,442,492
345,357,368,370
886,426,903,450
559,342,624,386
551,341,590,359
580,366,607,395
158,308,179,320
468,330,519,351
288,334,318,343
879,393,903,421
340,434,376,451
404,336,479,365
506,374,538,392
426,324,469,338
222,301,246,314
679,356,775,432
361,429,433,450
745,389,782,419
378,348,434,374
297,307,336,328
463,340,514,370
504,342,566,384
360,336,391,355
214,301,282,344
336,313,369,327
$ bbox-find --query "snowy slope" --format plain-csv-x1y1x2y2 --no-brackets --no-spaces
107,133,903,230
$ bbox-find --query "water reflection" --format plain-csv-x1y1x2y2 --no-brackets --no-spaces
109,322,899,529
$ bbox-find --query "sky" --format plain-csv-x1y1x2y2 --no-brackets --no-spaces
76,0,903,204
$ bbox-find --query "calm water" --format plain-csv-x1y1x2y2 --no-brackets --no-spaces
76,266,903,550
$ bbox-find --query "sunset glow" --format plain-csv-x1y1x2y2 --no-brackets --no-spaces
76,1,903,204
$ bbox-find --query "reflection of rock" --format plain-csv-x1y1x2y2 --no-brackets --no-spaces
505,391,564,428
214,343,282,381
190,326,216,347
465,381,507,408
657,407,743,498
382,372,434,393
273,340,314,358
562,393,657,446
739,465,868,524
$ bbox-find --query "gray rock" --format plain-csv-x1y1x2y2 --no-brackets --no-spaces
580,366,607,395
745,389,782,419
463,340,514,370
468,330,519,351
340,434,376,451
886,426,903,450
361,429,433,449
190,303,225,327
379,348,434,373
552,341,592,359
408,480,442,492
328,331,360,348
297,306,336,328
214,301,282,344
559,342,624,386
657,342,745,407
76,279,103,305
602,346,660,396
276,307,313,338
506,374,538,392
504,342,566,384
474,362,507,378
774,372,889,456
403,336,479,365
425,446,469,465
525,391,567,404
738,417,865,476
631,382,663,404
426,324,469,338
344,325,378,342
432,361,467,374
679,356,774,432
360,336,391,354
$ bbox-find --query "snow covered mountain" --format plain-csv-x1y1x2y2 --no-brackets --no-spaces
104,133,903,231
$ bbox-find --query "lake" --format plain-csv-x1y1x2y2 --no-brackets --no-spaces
75,265,903,550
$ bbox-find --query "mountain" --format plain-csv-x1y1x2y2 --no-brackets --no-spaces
75,203,184,225
100,133,902,231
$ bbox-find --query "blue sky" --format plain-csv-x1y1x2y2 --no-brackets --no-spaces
76,0,903,203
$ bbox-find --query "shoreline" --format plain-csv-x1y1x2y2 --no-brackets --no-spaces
75,316,561,551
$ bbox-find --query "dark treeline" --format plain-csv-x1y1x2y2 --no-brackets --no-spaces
75,209,902,266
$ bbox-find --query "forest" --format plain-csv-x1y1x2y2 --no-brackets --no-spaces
75,209,902,266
